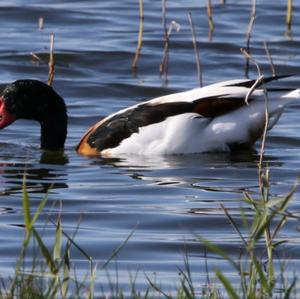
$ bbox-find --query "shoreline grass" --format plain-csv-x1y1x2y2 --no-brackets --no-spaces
0,148,298,298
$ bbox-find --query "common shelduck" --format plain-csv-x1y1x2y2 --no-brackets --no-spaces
0,76,298,156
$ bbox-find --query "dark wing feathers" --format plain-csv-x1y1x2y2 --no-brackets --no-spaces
86,95,248,151
192,96,248,117
228,74,292,88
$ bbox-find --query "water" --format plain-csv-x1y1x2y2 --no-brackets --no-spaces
0,0,300,294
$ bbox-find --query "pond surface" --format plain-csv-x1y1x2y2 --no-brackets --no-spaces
0,0,300,295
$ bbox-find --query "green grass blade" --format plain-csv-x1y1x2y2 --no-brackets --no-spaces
279,183,297,212
53,217,62,261
183,256,195,297
252,256,269,295
101,229,135,269
273,240,288,248
283,277,297,299
61,241,70,299
221,204,248,247
180,281,193,299
251,212,271,242
272,216,287,241
145,274,172,299
30,192,49,228
197,236,239,271
32,228,58,275
87,263,98,299
22,176,31,232
49,218,92,263
265,197,287,208
216,270,239,299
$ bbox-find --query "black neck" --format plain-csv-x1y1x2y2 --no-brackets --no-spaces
40,115,67,150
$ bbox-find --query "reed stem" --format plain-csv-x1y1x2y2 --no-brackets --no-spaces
160,0,167,76
38,17,44,30
160,20,180,80
162,0,167,30
47,33,55,86
244,0,256,77
30,52,42,64
188,12,203,87
286,0,293,32
246,0,256,49
263,41,276,76
206,0,214,37
132,0,144,71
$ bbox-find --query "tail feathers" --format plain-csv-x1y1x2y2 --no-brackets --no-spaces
268,107,284,131
282,89,300,99
227,74,294,88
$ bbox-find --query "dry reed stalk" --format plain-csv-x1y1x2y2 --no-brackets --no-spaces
244,0,256,77
188,12,203,87
38,17,44,30
162,0,167,30
263,41,276,76
132,0,144,71
241,48,268,178
244,74,264,105
246,0,256,49
48,33,55,86
160,0,168,80
159,21,180,77
30,52,42,63
206,0,214,38
286,0,293,32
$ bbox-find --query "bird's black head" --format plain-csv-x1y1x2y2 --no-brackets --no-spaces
0,79,66,125
0,79,68,150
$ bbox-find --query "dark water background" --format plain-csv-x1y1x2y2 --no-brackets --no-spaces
0,0,300,294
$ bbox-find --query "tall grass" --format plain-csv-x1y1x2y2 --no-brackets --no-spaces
198,177,297,298
1,151,298,298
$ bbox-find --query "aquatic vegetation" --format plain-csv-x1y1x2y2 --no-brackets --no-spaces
0,155,298,298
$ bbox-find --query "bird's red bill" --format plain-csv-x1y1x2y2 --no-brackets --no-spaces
0,97,16,129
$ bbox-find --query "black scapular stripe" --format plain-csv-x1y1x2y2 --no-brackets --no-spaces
228,74,292,88
86,94,248,151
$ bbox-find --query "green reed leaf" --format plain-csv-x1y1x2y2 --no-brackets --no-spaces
61,241,70,298
53,217,62,261
30,192,49,229
216,270,239,299
22,176,31,232
32,228,58,275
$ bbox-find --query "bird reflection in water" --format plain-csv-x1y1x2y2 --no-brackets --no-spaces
0,150,69,198
90,149,266,188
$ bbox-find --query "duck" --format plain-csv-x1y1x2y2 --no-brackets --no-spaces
0,76,298,156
